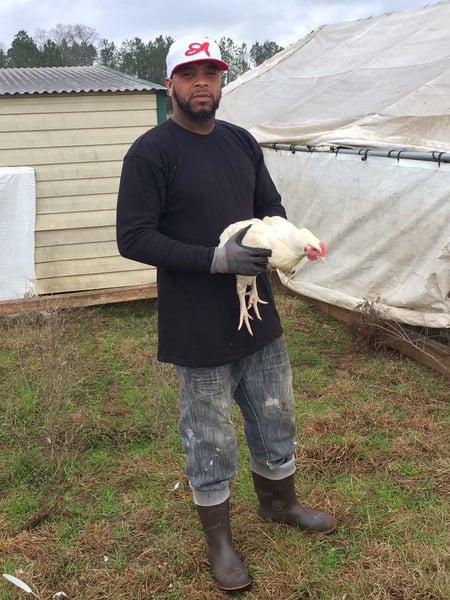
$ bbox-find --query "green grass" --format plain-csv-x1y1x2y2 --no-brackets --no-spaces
0,289,448,599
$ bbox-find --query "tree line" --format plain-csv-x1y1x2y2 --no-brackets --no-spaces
0,25,284,84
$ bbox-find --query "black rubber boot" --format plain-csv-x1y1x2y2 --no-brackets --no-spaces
196,499,251,593
251,472,337,534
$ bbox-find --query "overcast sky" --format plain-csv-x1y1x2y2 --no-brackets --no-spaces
0,0,436,50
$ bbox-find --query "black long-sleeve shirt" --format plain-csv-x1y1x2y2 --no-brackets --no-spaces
117,118,286,366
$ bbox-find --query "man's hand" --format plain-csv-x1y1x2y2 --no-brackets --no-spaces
210,225,272,275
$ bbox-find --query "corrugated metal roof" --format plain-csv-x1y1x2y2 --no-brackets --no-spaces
0,65,165,96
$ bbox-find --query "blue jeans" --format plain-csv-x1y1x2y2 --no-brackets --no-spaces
176,337,297,506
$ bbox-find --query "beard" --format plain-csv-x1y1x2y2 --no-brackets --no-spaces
172,88,221,122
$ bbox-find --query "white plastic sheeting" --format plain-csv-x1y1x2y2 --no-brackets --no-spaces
263,149,450,328
0,167,36,301
217,1,450,328
218,1,450,152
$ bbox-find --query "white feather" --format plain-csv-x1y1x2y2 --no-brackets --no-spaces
2,574,37,596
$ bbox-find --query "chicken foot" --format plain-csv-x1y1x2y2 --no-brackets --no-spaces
237,279,268,335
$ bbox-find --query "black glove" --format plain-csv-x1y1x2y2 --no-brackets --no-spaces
210,225,272,275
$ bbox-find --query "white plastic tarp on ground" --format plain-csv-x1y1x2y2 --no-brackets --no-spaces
218,1,450,152
0,167,36,301
263,150,450,328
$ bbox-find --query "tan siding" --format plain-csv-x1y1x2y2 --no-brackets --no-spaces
0,92,153,114
36,269,157,295
36,255,147,278
35,209,116,231
35,225,117,246
0,144,132,167
0,110,154,133
37,178,120,200
0,91,158,295
35,240,119,261
35,160,123,182
38,194,117,214
1,126,147,149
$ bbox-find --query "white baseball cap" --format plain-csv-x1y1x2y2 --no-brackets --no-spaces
166,34,229,78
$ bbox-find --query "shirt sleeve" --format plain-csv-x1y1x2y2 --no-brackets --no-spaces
116,153,214,272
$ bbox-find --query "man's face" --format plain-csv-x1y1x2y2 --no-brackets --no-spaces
165,61,223,122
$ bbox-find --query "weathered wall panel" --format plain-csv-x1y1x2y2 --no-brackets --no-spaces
0,90,158,295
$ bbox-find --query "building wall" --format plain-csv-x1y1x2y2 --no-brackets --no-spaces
0,91,157,294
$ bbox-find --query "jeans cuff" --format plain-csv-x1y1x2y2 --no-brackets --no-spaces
250,455,296,480
190,482,230,506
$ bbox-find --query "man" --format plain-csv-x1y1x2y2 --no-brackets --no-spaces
116,34,336,593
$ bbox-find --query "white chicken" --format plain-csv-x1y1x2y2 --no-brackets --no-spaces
219,216,326,335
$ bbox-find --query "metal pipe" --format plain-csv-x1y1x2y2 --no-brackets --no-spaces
260,143,450,164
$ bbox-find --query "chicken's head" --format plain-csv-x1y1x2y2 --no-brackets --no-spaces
305,241,326,261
